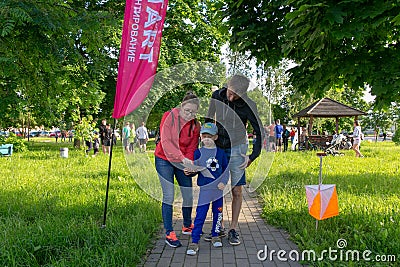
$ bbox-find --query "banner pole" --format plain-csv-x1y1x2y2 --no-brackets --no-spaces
102,118,117,228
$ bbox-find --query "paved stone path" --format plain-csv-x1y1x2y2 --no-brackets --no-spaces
140,185,304,267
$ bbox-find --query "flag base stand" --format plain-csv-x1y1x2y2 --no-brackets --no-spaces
315,152,326,231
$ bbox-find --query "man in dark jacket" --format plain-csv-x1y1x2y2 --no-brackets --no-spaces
206,75,263,246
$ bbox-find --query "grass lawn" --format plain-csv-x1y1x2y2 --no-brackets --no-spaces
1,139,398,266
0,140,161,266
255,141,399,266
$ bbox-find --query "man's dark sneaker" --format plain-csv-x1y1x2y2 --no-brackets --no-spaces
203,228,227,242
165,231,182,248
228,229,241,246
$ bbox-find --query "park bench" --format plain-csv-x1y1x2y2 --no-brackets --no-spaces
0,144,13,157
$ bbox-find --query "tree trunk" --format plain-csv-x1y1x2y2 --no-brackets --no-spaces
74,138,80,149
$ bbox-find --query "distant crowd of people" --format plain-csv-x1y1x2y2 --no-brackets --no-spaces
84,119,149,157
262,119,365,157
60,114,366,160
122,120,149,154
54,130,73,143
263,120,298,152
50,118,150,157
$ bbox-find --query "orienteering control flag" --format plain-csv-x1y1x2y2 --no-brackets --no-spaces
305,184,339,220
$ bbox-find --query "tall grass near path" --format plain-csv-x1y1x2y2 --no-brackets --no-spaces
257,142,399,266
0,141,161,266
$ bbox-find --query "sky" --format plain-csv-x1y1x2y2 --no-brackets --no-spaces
362,89,375,103
220,44,377,104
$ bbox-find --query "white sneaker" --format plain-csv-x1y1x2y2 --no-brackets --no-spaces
211,236,223,247
186,243,199,255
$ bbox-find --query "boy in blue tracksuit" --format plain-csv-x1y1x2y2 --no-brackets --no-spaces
186,122,229,256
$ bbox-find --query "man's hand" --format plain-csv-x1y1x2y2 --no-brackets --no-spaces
184,168,197,176
239,154,252,169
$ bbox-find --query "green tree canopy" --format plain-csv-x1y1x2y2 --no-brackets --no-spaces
0,0,123,129
225,0,400,107
0,0,228,130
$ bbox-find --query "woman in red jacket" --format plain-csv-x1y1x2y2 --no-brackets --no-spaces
154,92,201,248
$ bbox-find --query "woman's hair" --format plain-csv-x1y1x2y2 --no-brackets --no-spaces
181,91,200,107
354,120,360,126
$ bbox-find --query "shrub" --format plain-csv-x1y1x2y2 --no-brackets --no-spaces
5,133,27,152
393,128,400,145
0,135,5,145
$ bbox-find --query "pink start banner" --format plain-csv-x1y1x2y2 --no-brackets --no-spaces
113,0,169,119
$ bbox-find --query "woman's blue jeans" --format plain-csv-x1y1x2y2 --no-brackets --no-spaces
155,156,193,234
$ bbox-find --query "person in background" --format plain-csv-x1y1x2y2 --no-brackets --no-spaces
129,122,136,153
282,124,290,152
112,130,117,146
332,130,339,140
68,129,74,142
300,127,308,144
289,128,296,144
85,133,93,157
93,135,100,157
85,140,92,156
268,121,276,152
352,120,364,158
252,131,257,148
262,125,268,149
154,92,201,248
331,130,339,146
61,130,66,142
274,119,283,152
136,121,149,153
122,121,131,153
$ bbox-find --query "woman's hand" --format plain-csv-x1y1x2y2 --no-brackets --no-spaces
182,157,193,166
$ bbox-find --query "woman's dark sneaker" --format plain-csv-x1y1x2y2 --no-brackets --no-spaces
165,231,182,248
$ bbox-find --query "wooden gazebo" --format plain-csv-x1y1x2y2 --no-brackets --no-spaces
292,98,367,146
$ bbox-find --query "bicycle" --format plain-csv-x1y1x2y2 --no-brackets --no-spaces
294,138,318,151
